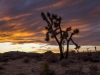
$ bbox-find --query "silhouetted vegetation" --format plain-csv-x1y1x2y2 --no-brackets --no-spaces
41,12,80,60
89,65,99,75
0,51,100,75
43,51,58,63
40,61,55,75
0,65,5,70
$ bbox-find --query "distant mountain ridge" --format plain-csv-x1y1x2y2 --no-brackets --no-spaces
4,51,26,55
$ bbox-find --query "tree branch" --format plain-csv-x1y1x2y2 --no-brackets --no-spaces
70,38,78,47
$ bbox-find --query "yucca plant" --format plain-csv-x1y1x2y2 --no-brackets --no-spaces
43,61,49,75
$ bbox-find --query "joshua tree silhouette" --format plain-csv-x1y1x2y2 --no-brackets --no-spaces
64,27,80,59
95,46,97,52
41,12,80,60
75,46,81,53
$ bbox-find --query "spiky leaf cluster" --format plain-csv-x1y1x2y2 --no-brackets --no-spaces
41,12,62,42
66,27,72,31
75,45,81,50
45,32,50,41
73,29,79,34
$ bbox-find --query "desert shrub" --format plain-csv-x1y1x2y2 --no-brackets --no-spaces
17,73,26,75
78,65,84,75
43,51,58,63
0,65,5,70
34,55,42,61
46,55,58,63
60,59,69,67
2,62,8,66
0,71,4,75
90,55,100,63
89,65,99,75
87,53,92,57
27,53,43,58
0,57,9,62
90,58,99,63
23,57,31,63
40,70,55,75
66,68,84,75
80,55,91,62
69,50,76,54
26,53,43,61
10,55,23,60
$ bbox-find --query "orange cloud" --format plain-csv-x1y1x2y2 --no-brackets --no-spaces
36,0,66,10
0,13,33,21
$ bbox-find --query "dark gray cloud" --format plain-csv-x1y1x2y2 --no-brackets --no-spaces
0,0,100,46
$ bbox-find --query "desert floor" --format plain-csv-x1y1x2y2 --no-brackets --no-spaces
0,51,100,75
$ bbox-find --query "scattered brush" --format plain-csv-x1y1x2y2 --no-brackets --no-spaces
89,65,99,75
60,59,69,67
17,73,26,75
43,51,58,63
0,65,5,70
66,65,84,75
23,57,31,63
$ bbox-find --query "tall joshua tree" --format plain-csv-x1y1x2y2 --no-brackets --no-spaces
41,12,80,60
41,12,64,60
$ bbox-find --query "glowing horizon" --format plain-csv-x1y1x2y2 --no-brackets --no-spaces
0,42,99,53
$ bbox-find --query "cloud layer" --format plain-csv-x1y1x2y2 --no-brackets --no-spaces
0,0,100,46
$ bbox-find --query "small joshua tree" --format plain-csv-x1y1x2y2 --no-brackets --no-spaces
75,46,81,53
63,27,80,59
41,12,80,60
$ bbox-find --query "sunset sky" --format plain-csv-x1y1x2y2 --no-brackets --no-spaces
0,0,100,53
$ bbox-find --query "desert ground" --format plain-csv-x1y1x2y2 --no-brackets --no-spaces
0,51,100,75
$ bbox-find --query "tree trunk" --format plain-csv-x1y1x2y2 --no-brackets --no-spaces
59,44,64,60
65,41,69,59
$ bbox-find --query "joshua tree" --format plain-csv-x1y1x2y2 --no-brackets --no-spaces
41,12,64,60
75,45,81,53
95,46,97,52
41,12,80,60
87,48,89,52
64,27,80,59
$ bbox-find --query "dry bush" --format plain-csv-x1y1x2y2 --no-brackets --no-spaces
90,58,100,63
89,65,99,75
0,72,4,75
26,53,43,61
0,65,5,70
69,50,76,54
90,55,100,63
66,66,84,75
17,73,26,75
23,57,31,63
60,59,69,67
10,55,22,60
40,70,55,75
43,51,58,63
0,57,9,62
79,55,91,62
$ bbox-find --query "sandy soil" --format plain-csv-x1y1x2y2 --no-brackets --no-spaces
0,51,100,75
